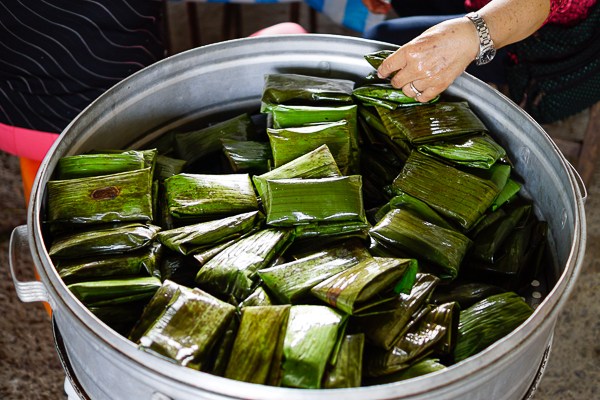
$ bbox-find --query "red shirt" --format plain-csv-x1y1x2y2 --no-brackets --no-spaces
465,0,597,25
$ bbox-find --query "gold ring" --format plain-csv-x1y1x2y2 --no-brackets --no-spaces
410,81,423,97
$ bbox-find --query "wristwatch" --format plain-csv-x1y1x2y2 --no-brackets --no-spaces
465,12,496,66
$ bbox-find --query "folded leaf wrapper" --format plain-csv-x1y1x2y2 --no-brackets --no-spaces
56,151,147,180
224,305,290,385
164,173,258,221
49,223,161,259
323,334,365,388
259,240,371,304
263,176,366,227
311,257,414,315
195,228,295,302
47,168,153,225
139,287,236,370
68,276,162,306
392,151,501,230
221,139,271,173
157,210,264,255
417,134,506,169
281,305,346,389
261,73,354,110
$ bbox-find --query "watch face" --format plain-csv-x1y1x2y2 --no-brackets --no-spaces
477,48,497,65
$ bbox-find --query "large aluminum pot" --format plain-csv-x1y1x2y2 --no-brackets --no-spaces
11,35,586,400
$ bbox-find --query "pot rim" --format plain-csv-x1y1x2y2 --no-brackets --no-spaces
27,34,587,399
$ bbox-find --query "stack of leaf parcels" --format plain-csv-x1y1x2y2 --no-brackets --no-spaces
45,65,547,388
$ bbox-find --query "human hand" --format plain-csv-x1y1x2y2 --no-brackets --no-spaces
377,17,480,102
361,0,393,14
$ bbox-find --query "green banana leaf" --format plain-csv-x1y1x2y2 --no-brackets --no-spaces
260,73,354,111
224,305,290,384
292,220,370,241
374,191,453,229
363,50,396,77
208,316,239,377
431,281,505,309
56,151,146,180
49,223,161,259
454,292,533,362
67,276,162,306
192,238,239,267
469,203,532,263
267,120,352,173
47,167,154,225
378,102,488,144
55,242,161,282
263,176,366,227
323,334,365,388
392,151,501,230
417,134,506,169
370,209,471,279
174,113,256,165
157,210,264,255
364,303,453,377
258,240,371,304
195,228,295,302
139,287,236,370
164,173,258,221
239,286,273,307
353,83,438,109
158,252,201,288
128,280,181,343
491,178,522,211
281,305,346,389
358,273,440,350
311,257,414,315
221,139,271,173
366,358,447,385
269,103,360,173
252,144,341,205
154,155,187,181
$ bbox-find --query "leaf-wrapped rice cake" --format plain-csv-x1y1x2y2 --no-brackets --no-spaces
224,305,290,385
138,286,236,370
47,168,154,225
323,334,365,388
281,305,346,389
164,173,258,221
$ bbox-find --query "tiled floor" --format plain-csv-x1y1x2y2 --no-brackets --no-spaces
0,4,598,399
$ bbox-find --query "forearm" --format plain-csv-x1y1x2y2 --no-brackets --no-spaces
477,0,551,49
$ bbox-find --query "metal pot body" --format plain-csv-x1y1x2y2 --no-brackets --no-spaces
23,35,585,400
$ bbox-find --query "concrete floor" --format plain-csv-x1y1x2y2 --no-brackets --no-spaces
1,3,598,399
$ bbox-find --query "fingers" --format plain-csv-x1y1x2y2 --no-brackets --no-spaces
361,0,392,14
374,18,476,102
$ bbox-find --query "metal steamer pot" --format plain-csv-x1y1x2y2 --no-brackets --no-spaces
9,35,586,400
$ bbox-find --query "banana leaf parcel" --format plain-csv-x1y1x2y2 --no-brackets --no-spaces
195,228,295,302
174,113,256,165
138,287,236,370
454,292,533,362
258,240,371,304
392,151,501,230
417,134,506,169
369,209,472,279
281,305,346,389
261,73,354,111
164,173,258,221
49,223,161,259
378,102,488,144
267,120,352,173
323,334,365,388
47,167,154,225
55,151,147,180
221,139,271,173
263,176,366,227
224,305,290,385
157,210,264,255
252,144,341,205
353,83,438,109
67,276,162,307
311,257,415,315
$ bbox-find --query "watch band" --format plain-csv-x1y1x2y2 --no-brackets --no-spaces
465,12,496,66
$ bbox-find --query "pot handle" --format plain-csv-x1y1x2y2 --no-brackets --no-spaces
9,225,50,304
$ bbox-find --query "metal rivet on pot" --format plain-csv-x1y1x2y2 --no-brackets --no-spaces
317,61,331,75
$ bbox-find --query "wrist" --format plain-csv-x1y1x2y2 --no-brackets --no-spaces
465,12,497,66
